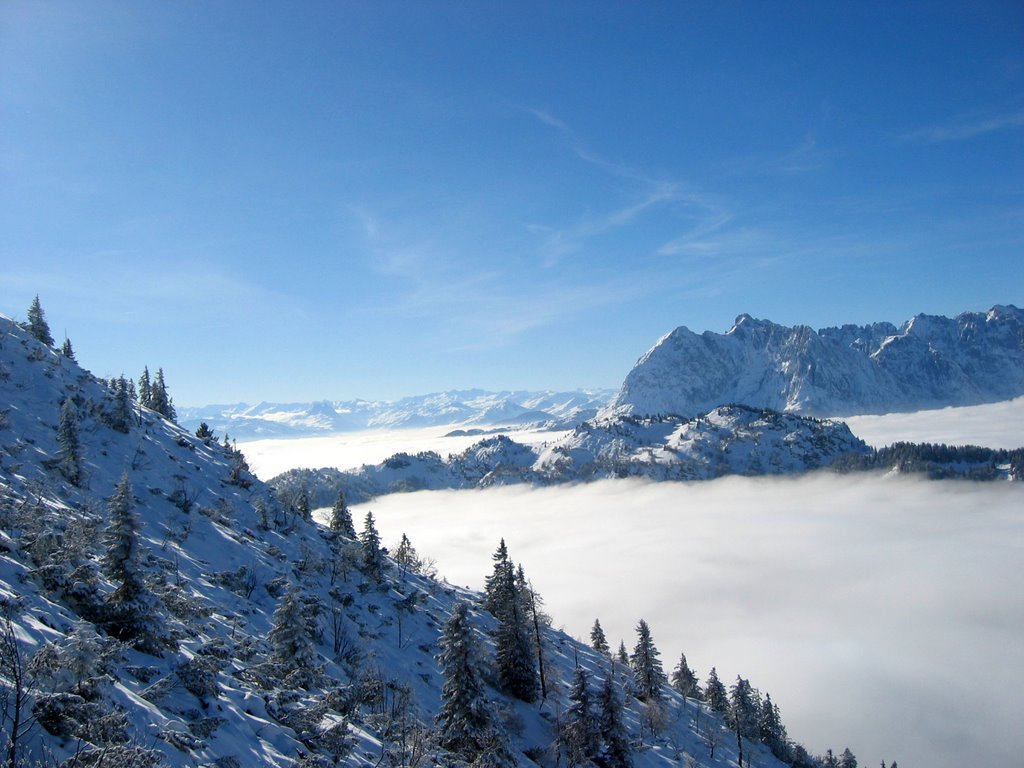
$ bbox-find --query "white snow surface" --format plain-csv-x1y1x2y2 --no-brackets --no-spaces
607,304,1024,418
0,312,789,767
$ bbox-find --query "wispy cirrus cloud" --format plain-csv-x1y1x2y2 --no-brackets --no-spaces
521,106,733,265
902,108,1024,143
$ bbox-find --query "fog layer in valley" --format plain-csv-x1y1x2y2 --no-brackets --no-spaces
348,476,1023,768
843,395,1024,449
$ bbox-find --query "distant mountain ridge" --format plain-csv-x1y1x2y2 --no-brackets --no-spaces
272,405,869,504
180,388,615,439
607,304,1024,418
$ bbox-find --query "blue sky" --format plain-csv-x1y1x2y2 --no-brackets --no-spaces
2,1,1022,405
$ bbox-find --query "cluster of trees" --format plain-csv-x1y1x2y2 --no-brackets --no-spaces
590,615,866,768
834,441,1024,480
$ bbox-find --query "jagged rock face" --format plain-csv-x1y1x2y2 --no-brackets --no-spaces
608,305,1024,418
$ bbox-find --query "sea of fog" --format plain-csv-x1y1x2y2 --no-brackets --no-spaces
351,476,1023,768
241,399,1023,767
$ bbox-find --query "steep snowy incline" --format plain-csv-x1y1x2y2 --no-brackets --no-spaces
0,312,807,767
607,304,1024,418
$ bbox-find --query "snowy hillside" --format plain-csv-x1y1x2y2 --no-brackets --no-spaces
272,407,868,505
179,390,614,440
0,314,841,766
608,304,1024,418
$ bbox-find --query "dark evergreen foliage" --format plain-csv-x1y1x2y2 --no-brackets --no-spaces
590,618,610,656
562,666,599,765
597,670,632,768
629,619,666,701
60,336,76,361
670,651,700,699
26,294,54,346
834,441,1024,480
704,666,728,713
329,489,355,537
359,511,385,582
57,398,81,486
435,602,496,761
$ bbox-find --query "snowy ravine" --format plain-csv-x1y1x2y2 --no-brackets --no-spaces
0,314,829,766
607,304,1024,418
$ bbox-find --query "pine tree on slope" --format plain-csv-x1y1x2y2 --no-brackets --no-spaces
670,651,701,699
360,511,385,582
138,366,152,409
60,337,75,361
590,618,610,656
26,294,54,346
150,367,176,422
101,473,164,652
629,619,666,701
436,602,500,762
598,670,632,768
329,489,355,537
562,666,599,765
704,666,728,713
268,583,319,672
57,397,81,486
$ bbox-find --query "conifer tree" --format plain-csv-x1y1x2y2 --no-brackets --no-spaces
329,489,355,537
115,375,134,432
393,533,422,578
268,583,319,671
296,485,311,521
436,602,497,761
704,666,728,713
590,618,609,656
360,511,385,582
598,671,632,768
616,640,629,666
838,747,858,768
728,676,760,767
562,666,599,765
102,474,145,604
629,619,666,701
56,397,81,485
759,692,789,760
60,337,75,361
138,366,152,409
150,367,176,422
670,651,700,699
484,539,514,617
195,422,214,441
26,294,54,346
101,474,164,651
485,543,538,702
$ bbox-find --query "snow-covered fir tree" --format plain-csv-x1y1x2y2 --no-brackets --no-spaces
729,676,761,767
56,397,81,486
488,544,538,702
137,365,152,409
598,669,632,768
670,651,701,699
149,367,176,422
329,488,355,537
359,510,386,582
616,640,629,666
483,538,513,616
60,336,75,361
100,473,165,652
838,746,858,768
435,602,501,762
759,691,789,761
25,294,54,346
629,618,666,701
268,582,319,680
590,618,609,656
562,666,599,765
705,666,728,713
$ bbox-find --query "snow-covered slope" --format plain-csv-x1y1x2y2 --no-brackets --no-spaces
274,406,868,505
0,314,816,766
180,389,614,440
608,304,1024,418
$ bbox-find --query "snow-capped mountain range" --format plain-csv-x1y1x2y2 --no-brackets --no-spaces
272,406,868,505
179,390,615,440
0,316,819,766
607,304,1024,418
